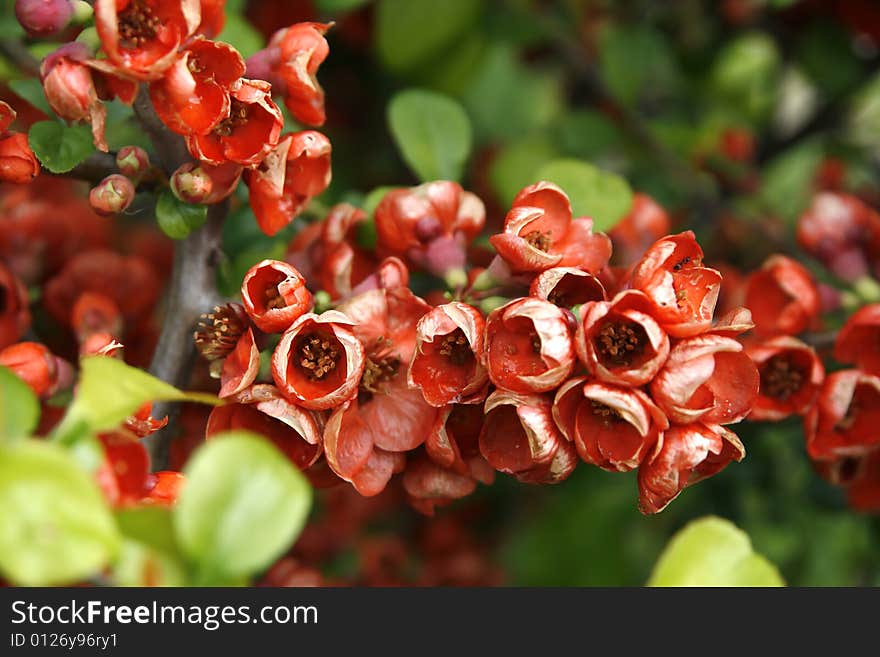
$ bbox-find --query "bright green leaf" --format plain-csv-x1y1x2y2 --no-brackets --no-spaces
648,516,785,587
28,121,94,174
116,507,179,556
376,0,483,74
175,431,312,583
388,89,472,182
112,539,187,587
710,32,781,124
0,366,39,443
156,190,208,240
535,159,633,232
53,356,219,444
0,440,120,585
8,78,53,117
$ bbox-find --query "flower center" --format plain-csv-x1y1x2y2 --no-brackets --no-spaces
760,355,804,401
264,285,286,310
296,333,339,380
594,320,646,367
214,99,250,137
672,255,695,271
193,303,248,361
590,400,622,427
524,230,552,252
438,329,472,366
118,0,160,50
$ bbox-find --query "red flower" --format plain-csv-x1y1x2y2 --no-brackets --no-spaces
403,452,493,516
316,204,379,299
269,22,332,127
241,259,313,333
186,78,283,167
95,432,151,506
489,181,612,274
845,450,880,513
575,290,670,387
629,231,722,338
637,423,745,514
95,0,201,80
408,302,488,407
744,254,820,337
797,192,880,282
374,181,485,277
196,0,225,37
747,336,824,421
425,403,486,474
141,471,185,505
150,37,245,135
124,402,168,438
171,161,243,204
322,287,436,495
0,103,39,183
609,193,671,267
71,291,124,343
650,333,759,425
245,130,332,236
834,303,880,376
0,341,70,398
479,390,577,484
207,384,322,471
805,370,880,461
553,377,668,471
193,302,251,375
89,174,135,215
218,327,259,398
41,43,138,152
272,310,364,410
483,297,575,394
529,266,606,308
0,262,30,349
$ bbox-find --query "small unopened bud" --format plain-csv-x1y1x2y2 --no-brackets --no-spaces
171,163,213,204
70,0,91,23
115,145,150,180
15,0,73,38
89,174,134,216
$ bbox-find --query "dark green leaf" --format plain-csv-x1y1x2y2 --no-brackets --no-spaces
316,0,370,12
0,366,40,443
28,121,94,173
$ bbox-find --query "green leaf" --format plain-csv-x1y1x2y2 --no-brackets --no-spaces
0,366,39,443
53,356,219,444
217,14,265,59
156,190,208,240
116,507,179,556
388,89,472,182
759,139,823,223
175,431,312,583
8,78,53,117
489,135,558,206
599,25,680,109
648,516,785,587
362,185,396,217
114,508,186,586
376,0,483,74
0,440,120,585
535,159,633,232
28,121,94,173
710,32,781,124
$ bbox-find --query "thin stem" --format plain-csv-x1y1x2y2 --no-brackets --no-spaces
0,40,40,77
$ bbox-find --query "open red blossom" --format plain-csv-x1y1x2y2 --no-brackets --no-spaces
609,193,671,267
575,290,670,387
650,333,759,425
150,37,245,135
745,254,820,337
219,327,259,398
241,259,313,333
95,0,201,80
797,192,880,282
0,262,31,349
44,250,160,330
834,304,880,376
425,403,485,474
0,103,39,183
629,231,722,338
196,0,225,37
374,181,485,277
95,431,151,507
41,43,138,152
71,291,123,343
553,377,668,471
272,310,364,410
489,181,611,274
245,130,332,236
480,390,577,484
637,423,745,514
483,297,575,394
321,287,436,494
0,341,70,398
529,266,606,309
207,384,322,471
408,302,488,407
403,452,494,516
272,22,332,126
748,336,824,421
125,402,168,438
186,78,283,167
805,370,880,462
141,471,185,505
317,204,380,300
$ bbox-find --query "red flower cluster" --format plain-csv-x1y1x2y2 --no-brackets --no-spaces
197,181,758,515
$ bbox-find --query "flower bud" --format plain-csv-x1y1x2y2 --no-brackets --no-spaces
89,174,134,215
171,163,213,204
0,133,40,184
15,0,73,38
115,145,150,180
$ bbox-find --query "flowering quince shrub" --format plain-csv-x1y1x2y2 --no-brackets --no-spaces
1,0,880,587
